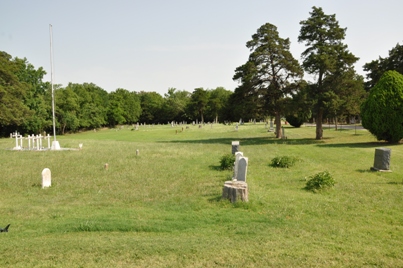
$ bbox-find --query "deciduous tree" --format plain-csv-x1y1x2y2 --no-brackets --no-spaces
0,51,32,133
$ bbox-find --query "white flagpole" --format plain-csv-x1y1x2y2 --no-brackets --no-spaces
49,24,60,150
49,24,56,142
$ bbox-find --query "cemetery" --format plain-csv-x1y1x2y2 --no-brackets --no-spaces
0,123,403,267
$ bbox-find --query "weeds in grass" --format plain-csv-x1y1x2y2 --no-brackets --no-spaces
270,156,299,168
305,171,336,192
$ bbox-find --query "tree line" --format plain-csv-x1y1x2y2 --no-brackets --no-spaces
1,6,402,140
0,51,233,136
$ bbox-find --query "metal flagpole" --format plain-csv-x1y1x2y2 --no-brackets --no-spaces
49,24,56,142
49,24,60,150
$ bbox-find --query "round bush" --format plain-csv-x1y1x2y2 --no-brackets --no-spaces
285,115,304,128
220,154,235,170
361,70,403,143
270,156,298,168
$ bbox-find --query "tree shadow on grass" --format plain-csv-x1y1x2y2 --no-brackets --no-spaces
356,169,374,173
316,141,389,149
162,137,326,146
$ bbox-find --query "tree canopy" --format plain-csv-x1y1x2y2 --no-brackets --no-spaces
363,43,403,91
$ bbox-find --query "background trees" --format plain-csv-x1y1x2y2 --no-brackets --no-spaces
0,52,33,135
162,88,191,123
363,43,403,91
298,6,360,139
361,70,403,143
189,88,209,124
2,6,402,137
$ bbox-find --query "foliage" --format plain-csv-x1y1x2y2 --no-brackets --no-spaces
305,171,336,192
220,153,235,170
270,156,298,168
189,87,209,123
206,87,232,123
14,57,51,133
285,115,304,128
363,43,403,91
0,51,32,131
360,70,403,143
298,6,360,140
226,79,264,122
162,88,191,123
139,91,164,124
233,23,303,137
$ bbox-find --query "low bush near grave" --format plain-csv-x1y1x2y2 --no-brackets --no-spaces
305,171,336,192
270,156,298,168
220,154,236,170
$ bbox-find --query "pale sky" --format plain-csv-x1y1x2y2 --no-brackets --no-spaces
2,0,402,95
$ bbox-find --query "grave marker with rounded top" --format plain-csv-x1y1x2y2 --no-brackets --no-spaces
237,157,248,182
233,152,244,180
42,168,51,188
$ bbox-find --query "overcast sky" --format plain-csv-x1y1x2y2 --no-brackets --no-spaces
2,0,403,95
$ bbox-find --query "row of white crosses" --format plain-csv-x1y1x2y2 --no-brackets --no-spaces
10,131,52,150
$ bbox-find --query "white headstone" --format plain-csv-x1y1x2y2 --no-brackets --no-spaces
42,168,51,188
237,157,248,182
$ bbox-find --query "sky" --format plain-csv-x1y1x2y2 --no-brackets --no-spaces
2,0,403,95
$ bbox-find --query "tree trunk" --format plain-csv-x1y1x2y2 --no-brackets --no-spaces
335,116,338,130
275,113,281,138
222,181,248,203
316,110,323,140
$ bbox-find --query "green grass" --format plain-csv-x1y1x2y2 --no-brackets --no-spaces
1,123,403,267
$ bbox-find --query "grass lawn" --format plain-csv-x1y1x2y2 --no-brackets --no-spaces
1,123,403,267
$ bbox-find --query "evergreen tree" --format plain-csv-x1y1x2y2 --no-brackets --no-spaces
298,6,359,139
234,23,303,137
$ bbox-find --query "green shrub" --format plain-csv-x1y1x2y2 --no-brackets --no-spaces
361,70,403,143
305,171,336,192
220,154,235,170
270,156,298,168
285,115,304,128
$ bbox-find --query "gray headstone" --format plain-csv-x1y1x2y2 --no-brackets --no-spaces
234,152,244,180
372,148,391,171
42,168,51,188
231,141,240,154
237,157,248,182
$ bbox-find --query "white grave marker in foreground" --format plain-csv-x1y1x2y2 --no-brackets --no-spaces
42,168,51,188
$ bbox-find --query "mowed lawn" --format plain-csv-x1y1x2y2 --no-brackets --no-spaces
1,123,403,267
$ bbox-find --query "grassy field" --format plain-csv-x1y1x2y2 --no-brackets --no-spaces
1,123,403,267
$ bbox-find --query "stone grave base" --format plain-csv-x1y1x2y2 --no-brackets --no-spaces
370,167,392,172
222,181,248,203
